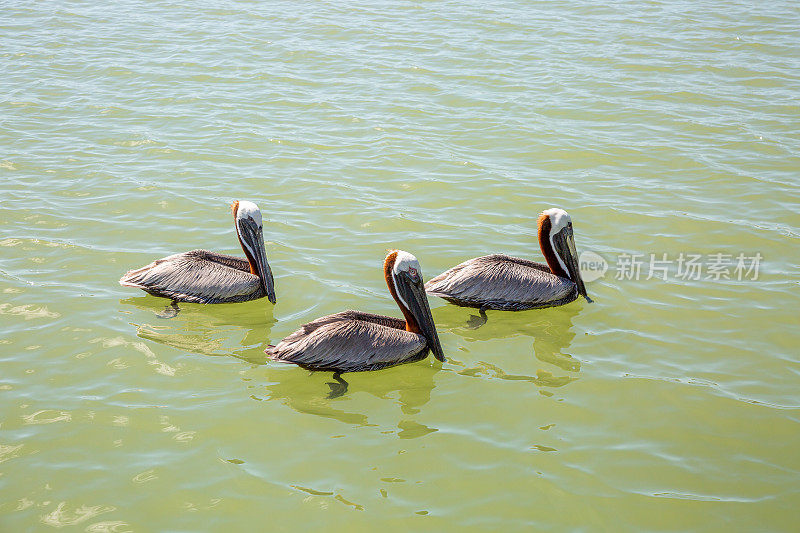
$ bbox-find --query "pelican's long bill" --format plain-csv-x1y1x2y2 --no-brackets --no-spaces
394,269,445,362
237,216,276,304
551,223,591,303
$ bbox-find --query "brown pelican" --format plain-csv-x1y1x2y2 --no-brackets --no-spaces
265,250,444,395
120,200,276,317
425,208,591,326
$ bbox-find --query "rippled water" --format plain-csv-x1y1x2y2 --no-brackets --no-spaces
2,1,799,530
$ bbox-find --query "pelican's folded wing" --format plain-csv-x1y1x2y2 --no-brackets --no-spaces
425,254,576,310
120,250,260,303
266,311,426,372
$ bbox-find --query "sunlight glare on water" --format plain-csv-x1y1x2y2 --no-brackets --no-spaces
1,0,799,530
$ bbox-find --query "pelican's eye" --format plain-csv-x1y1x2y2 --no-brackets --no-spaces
408,267,418,278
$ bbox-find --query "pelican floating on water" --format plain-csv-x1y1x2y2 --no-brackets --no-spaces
425,208,591,324
120,200,276,317
265,250,444,391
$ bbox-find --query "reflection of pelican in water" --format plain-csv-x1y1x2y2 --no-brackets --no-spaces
258,364,439,436
121,296,273,363
438,304,581,388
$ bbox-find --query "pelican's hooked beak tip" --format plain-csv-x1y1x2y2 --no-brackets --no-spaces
433,345,446,362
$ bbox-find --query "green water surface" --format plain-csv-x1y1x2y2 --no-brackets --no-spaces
2,1,799,530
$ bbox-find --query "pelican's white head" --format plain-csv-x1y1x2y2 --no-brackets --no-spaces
235,200,263,228
392,250,422,281
231,200,275,304
541,208,571,236
383,249,444,362
537,207,590,302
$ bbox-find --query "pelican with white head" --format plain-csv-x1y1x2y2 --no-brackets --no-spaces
120,199,277,317
425,206,592,325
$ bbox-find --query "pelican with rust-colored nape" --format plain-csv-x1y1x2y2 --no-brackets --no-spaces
265,250,444,397
120,200,276,317
425,208,591,327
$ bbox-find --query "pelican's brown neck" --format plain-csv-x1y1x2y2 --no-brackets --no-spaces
231,200,258,276
384,251,419,333
537,213,568,279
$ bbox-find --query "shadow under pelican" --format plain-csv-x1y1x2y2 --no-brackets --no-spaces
256,362,440,435
120,296,274,363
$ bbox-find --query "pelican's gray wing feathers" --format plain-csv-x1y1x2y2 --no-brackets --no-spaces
119,249,263,304
266,311,427,372
425,254,577,310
